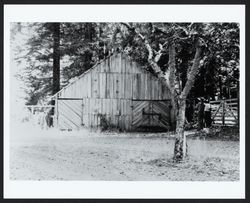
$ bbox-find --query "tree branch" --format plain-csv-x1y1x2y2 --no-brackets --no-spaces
180,40,203,100
166,40,178,112
120,23,164,75
168,40,176,93
120,22,133,31
154,41,168,63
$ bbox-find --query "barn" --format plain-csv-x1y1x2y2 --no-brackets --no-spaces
51,52,174,132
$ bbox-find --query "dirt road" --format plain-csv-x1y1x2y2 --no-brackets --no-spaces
9,125,239,181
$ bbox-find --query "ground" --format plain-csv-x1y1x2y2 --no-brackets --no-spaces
9,123,239,181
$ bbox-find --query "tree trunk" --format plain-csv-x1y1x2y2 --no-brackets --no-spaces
84,23,94,69
173,43,203,162
168,41,177,129
173,99,187,161
52,23,60,95
50,23,60,126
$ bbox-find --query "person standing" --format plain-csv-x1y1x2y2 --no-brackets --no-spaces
204,100,212,128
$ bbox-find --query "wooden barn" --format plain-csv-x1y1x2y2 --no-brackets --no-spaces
51,52,174,131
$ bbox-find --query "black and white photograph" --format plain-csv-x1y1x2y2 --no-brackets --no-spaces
4,5,245,199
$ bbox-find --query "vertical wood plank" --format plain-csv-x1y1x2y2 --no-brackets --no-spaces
99,73,106,99
140,73,145,99
114,74,120,99
106,99,110,115
120,74,124,99
116,54,122,73
112,73,115,99
87,98,91,115
110,55,116,73
110,73,113,99
109,73,113,99
132,74,140,100
114,54,118,72
155,78,159,99
92,72,99,98
151,76,155,99
105,57,109,73
76,81,80,97
103,98,107,115
87,73,92,98
144,74,148,100
158,80,162,100
98,99,102,114
121,54,127,73
126,59,131,73
105,74,109,99
82,75,87,98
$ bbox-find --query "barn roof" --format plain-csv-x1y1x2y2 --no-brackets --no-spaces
49,51,165,100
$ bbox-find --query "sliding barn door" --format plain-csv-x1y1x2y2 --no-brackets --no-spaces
132,100,171,132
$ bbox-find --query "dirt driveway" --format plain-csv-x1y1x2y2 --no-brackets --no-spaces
9,125,239,181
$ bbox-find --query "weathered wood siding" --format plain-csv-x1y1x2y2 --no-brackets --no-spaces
56,53,171,131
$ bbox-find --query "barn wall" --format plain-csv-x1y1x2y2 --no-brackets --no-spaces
56,53,171,131
81,98,132,131
58,53,170,100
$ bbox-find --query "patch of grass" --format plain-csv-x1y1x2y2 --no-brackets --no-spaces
188,126,239,141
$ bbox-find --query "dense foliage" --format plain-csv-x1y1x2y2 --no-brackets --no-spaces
11,22,239,105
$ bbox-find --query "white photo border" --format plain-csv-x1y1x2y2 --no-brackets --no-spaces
4,4,245,199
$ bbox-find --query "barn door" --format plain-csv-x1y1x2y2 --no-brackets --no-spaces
57,98,83,130
132,100,171,131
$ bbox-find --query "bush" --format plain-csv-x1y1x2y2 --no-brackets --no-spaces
202,126,239,141
98,114,121,132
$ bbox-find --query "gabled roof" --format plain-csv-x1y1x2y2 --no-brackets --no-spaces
49,53,114,100
49,51,164,101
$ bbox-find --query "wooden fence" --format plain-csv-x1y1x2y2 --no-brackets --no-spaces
23,105,55,127
210,98,239,126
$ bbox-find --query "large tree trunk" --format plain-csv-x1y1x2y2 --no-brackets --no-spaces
83,23,94,69
49,23,60,127
173,43,203,161
173,99,187,161
52,23,60,95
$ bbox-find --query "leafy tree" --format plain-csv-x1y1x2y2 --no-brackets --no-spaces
115,22,239,161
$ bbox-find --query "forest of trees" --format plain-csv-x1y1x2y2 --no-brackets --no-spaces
11,22,239,161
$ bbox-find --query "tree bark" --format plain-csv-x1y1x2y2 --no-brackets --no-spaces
49,23,60,127
52,23,60,95
173,43,203,162
168,41,177,128
173,98,187,161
